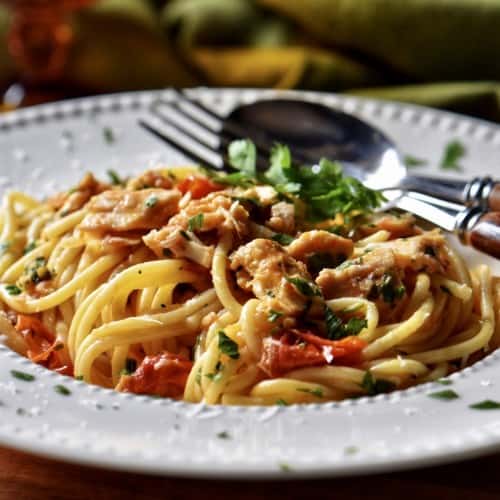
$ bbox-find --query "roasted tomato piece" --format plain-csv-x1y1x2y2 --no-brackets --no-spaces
177,175,223,199
118,352,193,398
259,330,366,377
15,314,72,375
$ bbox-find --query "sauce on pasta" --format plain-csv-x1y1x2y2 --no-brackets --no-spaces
0,158,498,405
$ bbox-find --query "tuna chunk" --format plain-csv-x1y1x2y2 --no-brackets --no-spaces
287,230,353,270
79,188,180,234
317,230,448,299
143,192,249,266
266,201,296,234
126,170,174,191
48,173,108,215
230,238,314,316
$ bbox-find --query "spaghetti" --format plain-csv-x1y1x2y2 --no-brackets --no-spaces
0,152,498,405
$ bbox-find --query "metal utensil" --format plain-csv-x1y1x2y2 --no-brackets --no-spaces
139,93,500,258
225,99,500,211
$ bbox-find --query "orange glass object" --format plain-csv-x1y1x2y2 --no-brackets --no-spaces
2,0,96,83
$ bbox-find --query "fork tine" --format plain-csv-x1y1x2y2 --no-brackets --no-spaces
174,89,316,165
138,114,226,171
172,89,275,159
151,98,268,171
152,101,221,151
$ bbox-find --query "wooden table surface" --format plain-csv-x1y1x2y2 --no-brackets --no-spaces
1,445,500,500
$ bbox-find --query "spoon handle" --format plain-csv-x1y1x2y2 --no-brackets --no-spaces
402,175,499,210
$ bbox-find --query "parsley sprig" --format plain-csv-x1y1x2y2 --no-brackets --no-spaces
214,141,385,221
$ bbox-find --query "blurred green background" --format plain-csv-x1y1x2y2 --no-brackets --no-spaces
2,0,500,120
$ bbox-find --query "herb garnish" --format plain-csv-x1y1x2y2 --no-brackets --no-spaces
361,371,395,396
107,169,123,185
205,361,224,381
145,195,158,208
121,358,137,376
11,370,35,382
380,274,406,304
285,276,321,297
469,400,500,410
325,306,367,340
188,213,204,232
179,230,191,241
440,140,466,171
54,384,71,396
216,431,231,439
23,241,36,254
268,309,283,323
296,387,324,398
103,127,115,144
218,331,240,360
428,389,460,400
404,155,428,168
217,141,385,220
279,462,292,472
307,252,344,275
436,378,452,386
276,399,289,406
5,284,21,295
271,233,294,246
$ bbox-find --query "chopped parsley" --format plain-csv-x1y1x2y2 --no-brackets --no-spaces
325,306,367,340
103,127,115,144
205,362,224,382
307,252,344,275
121,358,137,376
217,141,385,220
436,378,453,386
469,400,500,410
440,140,466,171
11,370,35,382
216,431,231,439
344,446,359,455
380,274,406,304
361,371,395,396
179,230,191,241
5,284,21,295
276,399,289,406
107,169,123,185
428,389,459,400
23,241,36,254
54,384,71,396
188,213,204,232
404,155,428,168
279,462,292,472
26,256,51,284
218,331,240,360
144,195,158,208
268,309,283,322
343,317,368,335
227,139,257,177
296,387,324,398
271,233,294,246
285,276,321,297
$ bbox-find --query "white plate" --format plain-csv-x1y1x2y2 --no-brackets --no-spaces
0,88,499,479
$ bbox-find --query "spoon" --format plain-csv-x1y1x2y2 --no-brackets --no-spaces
225,99,500,211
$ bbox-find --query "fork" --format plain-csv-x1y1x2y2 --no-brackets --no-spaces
138,90,500,259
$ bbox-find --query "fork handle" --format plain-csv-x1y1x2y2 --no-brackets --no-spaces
462,208,500,258
486,183,500,211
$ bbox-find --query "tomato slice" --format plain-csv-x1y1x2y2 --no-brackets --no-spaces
119,352,193,398
177,175,223,199
259,330,366,377
15,314,72,375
